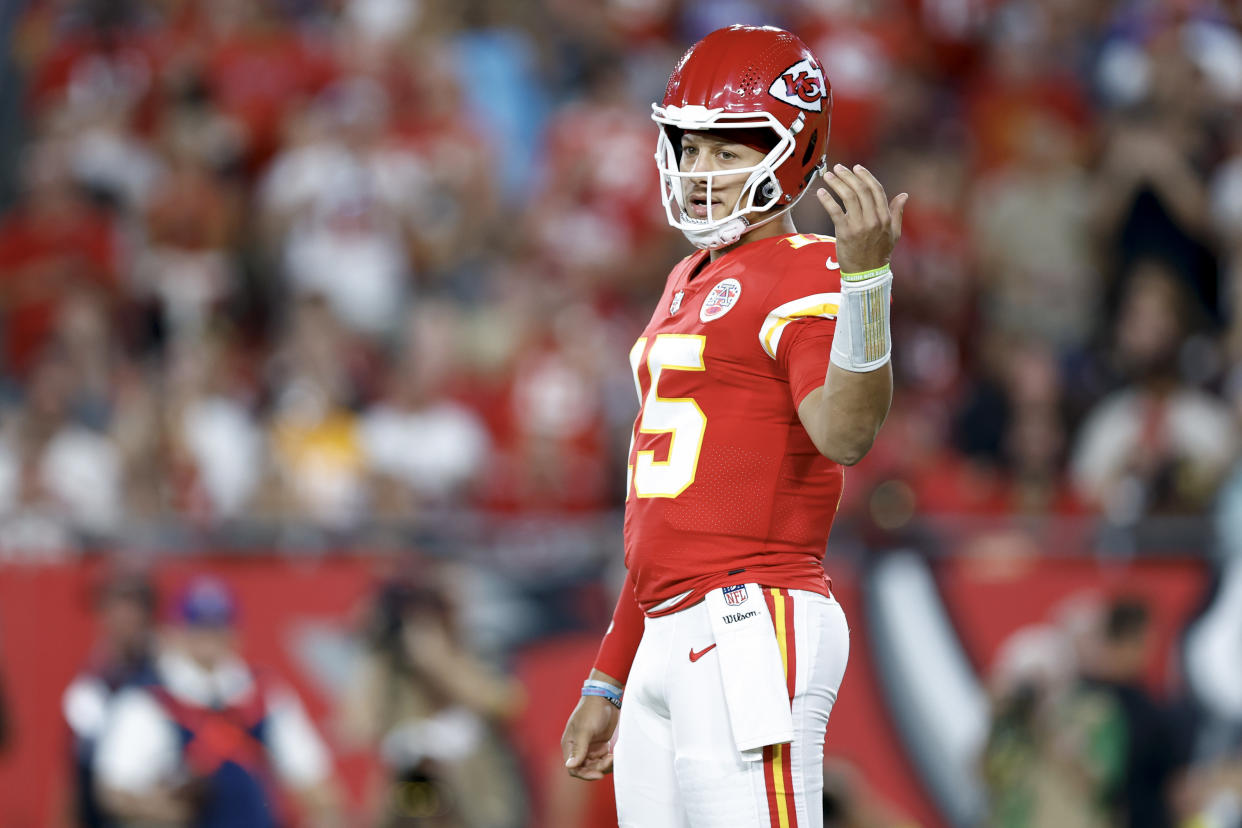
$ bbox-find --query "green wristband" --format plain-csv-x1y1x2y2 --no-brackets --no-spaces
840,263,892,283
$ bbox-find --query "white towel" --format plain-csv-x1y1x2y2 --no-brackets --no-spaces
705,583,794,758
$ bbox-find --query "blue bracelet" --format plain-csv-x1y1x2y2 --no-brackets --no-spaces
582,679,623,709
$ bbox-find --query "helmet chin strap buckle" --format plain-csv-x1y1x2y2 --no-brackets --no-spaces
681,215,750,250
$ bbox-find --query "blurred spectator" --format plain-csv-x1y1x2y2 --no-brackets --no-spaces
263,296,373,530
360,305,490,521
1075,595,1193,828
94,575,340,827
981,606,1120,828
338,570,527,828
387,44,500,285
1090,51,1220,325
62,570,158,828
482,303,619,514
795,0,929,163
0,140,121,379
0,343,123,546
529,53,669,294
1070,262,1237,519
198,0,339,171
258,77,429,340
163,334,264,523
134,144,241,343
969,110,1094,352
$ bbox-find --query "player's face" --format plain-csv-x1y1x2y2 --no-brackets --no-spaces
679,132,767,221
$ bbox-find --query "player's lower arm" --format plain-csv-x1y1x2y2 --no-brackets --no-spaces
816,362,892,464
799,265,894,464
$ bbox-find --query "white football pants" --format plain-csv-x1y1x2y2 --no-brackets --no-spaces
614,588,849,828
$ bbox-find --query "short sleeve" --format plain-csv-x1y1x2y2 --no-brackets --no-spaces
776,317,837,407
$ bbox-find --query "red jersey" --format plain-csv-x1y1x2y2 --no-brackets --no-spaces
624,232,846,614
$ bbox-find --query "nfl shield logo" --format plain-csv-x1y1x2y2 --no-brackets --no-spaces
700,278,742,323
670,290,684,315
723,584,748,606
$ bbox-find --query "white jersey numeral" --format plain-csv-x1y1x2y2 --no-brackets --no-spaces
627,334,707,499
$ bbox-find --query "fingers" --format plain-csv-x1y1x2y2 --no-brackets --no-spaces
852,165,891,224
821,164,865,218
824,164,887,223
816,186,844,224
568,751,615,780
565,743,614,780
890,192,909,239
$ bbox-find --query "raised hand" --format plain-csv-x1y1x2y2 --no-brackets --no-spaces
815,163,908,275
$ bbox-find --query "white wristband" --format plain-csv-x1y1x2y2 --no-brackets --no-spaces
830,264,893,373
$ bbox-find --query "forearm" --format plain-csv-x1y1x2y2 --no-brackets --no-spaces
799,362,892,465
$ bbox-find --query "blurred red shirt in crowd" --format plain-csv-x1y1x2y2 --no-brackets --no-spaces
0,164,121,379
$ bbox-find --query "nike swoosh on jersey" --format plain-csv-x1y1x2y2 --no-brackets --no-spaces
825,257,840,270
688,644,717,662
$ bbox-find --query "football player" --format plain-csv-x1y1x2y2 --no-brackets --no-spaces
560,24,907,828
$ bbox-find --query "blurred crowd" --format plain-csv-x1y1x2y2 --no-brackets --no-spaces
61,569,532,827
980,591,1242,828
1,0,1241,554
5,0,1242,825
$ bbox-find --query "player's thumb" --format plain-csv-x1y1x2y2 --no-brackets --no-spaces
890,192,909,238
564,739,581,768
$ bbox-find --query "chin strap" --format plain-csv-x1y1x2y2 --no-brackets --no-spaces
680,196,806,250
681,216,750,250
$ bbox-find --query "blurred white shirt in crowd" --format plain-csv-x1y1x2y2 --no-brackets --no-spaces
360,401,489,499
0,426,121,536
261,140,430,338
40,426,123,535
1071,388,1238,517
180,397,264,520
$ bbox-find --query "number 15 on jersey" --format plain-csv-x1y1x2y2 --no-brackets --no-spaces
627,334,707,499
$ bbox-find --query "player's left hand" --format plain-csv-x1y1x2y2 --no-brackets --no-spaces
561,695,619,781
815,163,908,275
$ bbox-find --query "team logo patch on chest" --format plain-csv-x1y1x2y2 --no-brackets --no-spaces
723,584,749,606
700,278,742,323
669,290,684,315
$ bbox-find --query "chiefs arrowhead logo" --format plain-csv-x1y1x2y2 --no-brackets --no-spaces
769,58,825,112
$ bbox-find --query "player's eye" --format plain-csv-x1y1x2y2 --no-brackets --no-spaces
682,145,697,156
719,150,736,161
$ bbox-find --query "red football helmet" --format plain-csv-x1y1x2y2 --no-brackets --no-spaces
653,25,833,249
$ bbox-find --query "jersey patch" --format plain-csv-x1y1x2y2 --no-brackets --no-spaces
701,278,742,323
670,290,685,315
723,584,749,606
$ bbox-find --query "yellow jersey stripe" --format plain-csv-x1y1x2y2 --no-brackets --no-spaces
759,293,842,359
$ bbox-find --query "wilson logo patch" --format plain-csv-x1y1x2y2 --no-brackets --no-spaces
700,278,742,323
769,58,825,112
